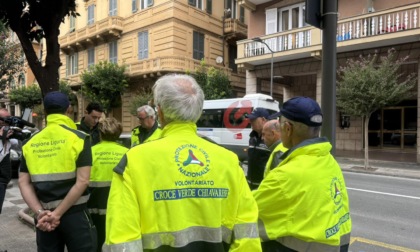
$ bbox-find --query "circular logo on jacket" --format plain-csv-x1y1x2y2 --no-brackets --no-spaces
330,177,343,206
175,144,210,177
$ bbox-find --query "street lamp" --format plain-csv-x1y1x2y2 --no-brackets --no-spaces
252,37,274,97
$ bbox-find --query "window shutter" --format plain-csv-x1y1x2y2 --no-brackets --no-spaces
66,56,70,76
132,0,137,12
147,0,153,7
144,32,149,58
206,0,212,14
188,0,195,6
75,53,78,74
239,6,244,23
266,8,278,35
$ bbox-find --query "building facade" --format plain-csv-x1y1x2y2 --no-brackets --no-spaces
59,0,249,132
236,0,420,162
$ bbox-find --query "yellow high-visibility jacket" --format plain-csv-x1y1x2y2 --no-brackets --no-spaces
263,142,288,178
88,141,128,215
21,114,92,210
254,137,352,252
104,122,261,252
130,122,162,147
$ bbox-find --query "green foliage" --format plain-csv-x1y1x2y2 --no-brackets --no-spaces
189,60,232,100
0,0,78,94
337,49,417,117
0,19,24,92
9,84,42,110
80,61,129,113
129,87,153,115
59,79,77,105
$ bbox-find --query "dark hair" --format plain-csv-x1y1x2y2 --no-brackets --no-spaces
86,102,104,114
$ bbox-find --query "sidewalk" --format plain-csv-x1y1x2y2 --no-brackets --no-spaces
1,155,419,251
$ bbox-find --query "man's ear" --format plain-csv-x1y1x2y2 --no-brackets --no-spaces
157,105,165,126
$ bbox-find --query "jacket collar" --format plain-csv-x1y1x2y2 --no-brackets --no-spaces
46,114,77,130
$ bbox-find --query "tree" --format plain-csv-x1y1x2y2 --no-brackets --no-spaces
129,87,154,115
0,0,77,95
337,48,417,169
80,61,129,114
9,80,74,114
189,60,232,100
0,19,24,94
9,84,42,111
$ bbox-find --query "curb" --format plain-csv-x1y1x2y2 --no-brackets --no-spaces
18,207,35,227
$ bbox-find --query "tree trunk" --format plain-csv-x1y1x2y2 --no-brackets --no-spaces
364,115,371,169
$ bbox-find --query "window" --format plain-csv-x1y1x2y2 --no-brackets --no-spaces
109,0,117,16
140,0,153,10
69,15,76,32
138,31,148,60
87,47,95,68
226,0,236,18
87,5,95,25
66,53,78,76
188,0,202,9
239,6,244,23
277,3,307,32
109,41,118,63
10,79,16,90
18,74,25,87
132,0,137,12
206,0,212,14
193,31,204,60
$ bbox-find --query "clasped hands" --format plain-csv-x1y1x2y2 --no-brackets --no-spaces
36,210,61,232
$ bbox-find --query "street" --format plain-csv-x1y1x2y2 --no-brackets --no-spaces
344,172,420,251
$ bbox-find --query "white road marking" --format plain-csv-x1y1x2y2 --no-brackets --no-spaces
347,187,420,200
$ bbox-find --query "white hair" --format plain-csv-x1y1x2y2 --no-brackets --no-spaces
137,105,156,119
153,74,204,124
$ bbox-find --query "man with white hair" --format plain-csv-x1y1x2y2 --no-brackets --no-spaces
253,97,351,252
131,105,161,147
104,74,261,251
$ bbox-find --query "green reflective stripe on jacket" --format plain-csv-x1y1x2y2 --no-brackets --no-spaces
89,181,111,188
31,172,76,183
41,194,89,210
103,239,143,252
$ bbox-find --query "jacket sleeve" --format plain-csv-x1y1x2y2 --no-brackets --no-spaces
104,156,143,251
229,168,262,252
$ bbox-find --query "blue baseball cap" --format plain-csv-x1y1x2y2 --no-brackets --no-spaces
280,97,323,126
43,91,70,112
246,107,270,120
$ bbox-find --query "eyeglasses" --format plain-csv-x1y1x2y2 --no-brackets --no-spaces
137,116,149,121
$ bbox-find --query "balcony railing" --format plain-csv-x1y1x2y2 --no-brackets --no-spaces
128,56,230,76
239,4,420,60
60,16,123,53
337,6,418,40
224,18,248,39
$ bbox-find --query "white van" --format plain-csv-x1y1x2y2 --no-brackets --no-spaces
197,93,280,161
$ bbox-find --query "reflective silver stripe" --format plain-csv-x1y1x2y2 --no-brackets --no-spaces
143,226,227,250
276,236,340,252
340,232,351,245
89,181,111,188
233,223,259,239
102,239,143,252
31,172,76,182
258,219,270,241
88,208,107,215
41,194,89,209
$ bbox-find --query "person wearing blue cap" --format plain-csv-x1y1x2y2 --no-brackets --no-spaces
253,96,352,252
245,107,271,189
19,91,97,252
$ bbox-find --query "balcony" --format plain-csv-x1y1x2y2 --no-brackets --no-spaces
224,18,248,42
236,3,420,70
127,56,230,77
60,16,123,54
